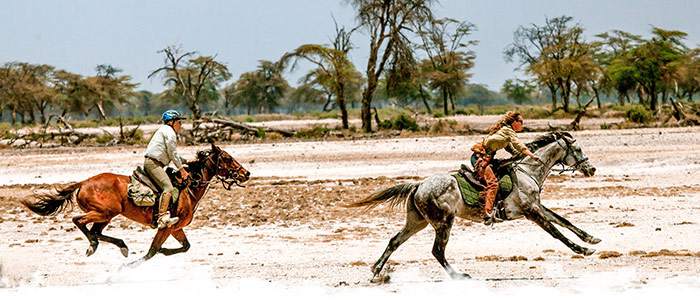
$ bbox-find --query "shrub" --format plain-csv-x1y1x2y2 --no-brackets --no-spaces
432,111,445,118
255,127,266,138
625,105,654,124
295,126,331,138
378,119,393,130
389,114,419,131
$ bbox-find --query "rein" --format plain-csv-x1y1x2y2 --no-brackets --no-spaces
514,133,588,192
188,150,245,191
552,138,589,174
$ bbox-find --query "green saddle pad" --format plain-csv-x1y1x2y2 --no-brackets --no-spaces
452,173,513,207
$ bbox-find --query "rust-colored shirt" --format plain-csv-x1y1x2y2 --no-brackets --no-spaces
484,125,528,155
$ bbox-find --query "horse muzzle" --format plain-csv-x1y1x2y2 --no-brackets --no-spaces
579,161,596,177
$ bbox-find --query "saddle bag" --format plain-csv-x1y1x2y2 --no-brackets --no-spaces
127,175,157,206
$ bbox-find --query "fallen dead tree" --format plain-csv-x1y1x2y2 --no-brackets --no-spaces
2,116,143,148
182,117,295,144
665,98,700,126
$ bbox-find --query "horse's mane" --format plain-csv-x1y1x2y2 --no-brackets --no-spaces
526,131,572,152
185,149,216,173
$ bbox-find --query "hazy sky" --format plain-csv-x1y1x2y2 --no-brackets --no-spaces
2,0,699,92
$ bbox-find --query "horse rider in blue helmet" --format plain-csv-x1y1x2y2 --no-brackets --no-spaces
144,110,190,228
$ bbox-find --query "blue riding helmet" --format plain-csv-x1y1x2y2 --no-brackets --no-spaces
162,110,184,123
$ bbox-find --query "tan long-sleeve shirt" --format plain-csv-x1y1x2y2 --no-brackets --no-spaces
484,125,528,155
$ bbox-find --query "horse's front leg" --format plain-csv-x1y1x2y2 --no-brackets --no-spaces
542,205,601,245
121,228,171,269
524,205,595,256
159,229,190,256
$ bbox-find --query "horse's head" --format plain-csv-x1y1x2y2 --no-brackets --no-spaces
552,132,596,177
197,143,250,189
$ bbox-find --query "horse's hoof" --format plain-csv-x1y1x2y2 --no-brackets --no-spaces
86,247,96,257
370,265,382,277
586,237,602,245
450,273,471,280
120,247,129,258
583,248,596,256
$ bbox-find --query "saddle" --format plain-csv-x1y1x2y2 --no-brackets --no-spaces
128,166,187,228
453,158,517,220
127,166,186,206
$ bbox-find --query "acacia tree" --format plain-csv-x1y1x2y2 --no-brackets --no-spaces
417,18,476,115
22,63,56,124
92,64,137,120
149,45,231,121
279,23,357,129
227,61,289,114
676,48,700,100
610,28,687,113
501,78,536,104
594,30,643,105
505,16,590,112
346,0,434,132
52,70,101,119
382,52,433,114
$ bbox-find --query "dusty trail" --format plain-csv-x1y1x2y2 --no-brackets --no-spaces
1,124,700,292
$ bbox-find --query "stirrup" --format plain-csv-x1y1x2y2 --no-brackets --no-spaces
483,212,503,226
157,213,179,229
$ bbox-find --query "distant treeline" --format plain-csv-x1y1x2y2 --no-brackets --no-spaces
1,2,698,129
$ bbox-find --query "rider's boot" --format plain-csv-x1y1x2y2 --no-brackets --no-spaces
157,192,179,229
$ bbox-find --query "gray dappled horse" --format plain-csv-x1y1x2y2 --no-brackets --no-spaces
348,132,597,280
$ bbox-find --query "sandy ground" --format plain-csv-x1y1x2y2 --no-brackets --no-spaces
1,117,700,297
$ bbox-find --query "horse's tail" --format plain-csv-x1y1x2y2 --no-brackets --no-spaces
345,182,419,210
21,182,81,216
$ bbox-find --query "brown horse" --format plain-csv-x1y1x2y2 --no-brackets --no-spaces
21,143,250,268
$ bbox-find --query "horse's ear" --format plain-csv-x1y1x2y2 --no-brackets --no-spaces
210,142,221,153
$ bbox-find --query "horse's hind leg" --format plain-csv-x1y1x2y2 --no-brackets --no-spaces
542,205,601,244
525,207,595,256
372,201,427,277
429,215,470,280
159,229,190,256
73,215,99,257
91,222,129,257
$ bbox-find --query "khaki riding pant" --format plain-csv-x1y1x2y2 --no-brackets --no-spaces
144,157,178,201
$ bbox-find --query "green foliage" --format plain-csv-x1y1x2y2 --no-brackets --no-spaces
294,126,331,138
255,127,266,138
625,105,654,123
379,114,419,131
455,108,470,115
95,134,115,144
432,111,445,118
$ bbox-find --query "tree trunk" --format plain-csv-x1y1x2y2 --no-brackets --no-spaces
96,102,107,120
189,100,202,121
361,50,380,132
442,88,448,116
337,83,349,129
548,84,557,111
649,84,658,113
418,87,432,114
449,90,456,114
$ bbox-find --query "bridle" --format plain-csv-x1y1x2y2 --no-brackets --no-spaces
515,133,589,192
553,136,589,173
189,150,246,190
